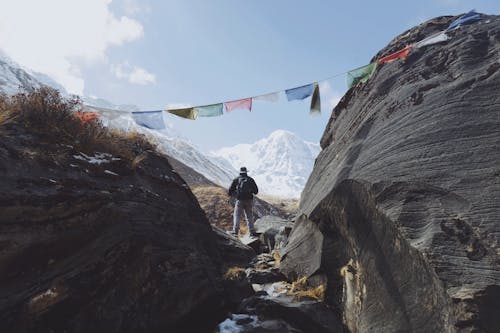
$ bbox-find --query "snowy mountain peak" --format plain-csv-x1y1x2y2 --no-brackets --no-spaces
211,130,320,198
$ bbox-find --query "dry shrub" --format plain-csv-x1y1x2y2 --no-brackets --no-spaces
0,108,18,128
223,267,246,280
131,152,148,170
285,276,325,302
272,250,281,267
292,284,325,301
0,87,156,165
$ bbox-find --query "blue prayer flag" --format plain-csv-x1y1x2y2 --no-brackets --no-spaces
285,84,315,101
195,103,224,117
132,111,165,130
447,10,482,31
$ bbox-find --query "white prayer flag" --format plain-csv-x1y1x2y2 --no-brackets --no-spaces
253,92,280,103
414,31,449,48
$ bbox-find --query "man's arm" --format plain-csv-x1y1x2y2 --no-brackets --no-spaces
228,178,237,196
251,178,258,195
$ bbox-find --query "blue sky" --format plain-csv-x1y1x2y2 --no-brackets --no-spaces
1,0,498,151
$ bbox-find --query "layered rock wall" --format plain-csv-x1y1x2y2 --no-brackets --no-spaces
282,14,500,332
0,122,224,332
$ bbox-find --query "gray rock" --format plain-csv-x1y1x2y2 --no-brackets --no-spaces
254,215,294,251
0,114,225,332
212,225,256,268
246,268,286,284
283,14,500,333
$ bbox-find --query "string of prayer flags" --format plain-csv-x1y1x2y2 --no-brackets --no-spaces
253,92,280,103
447,10,482,31
75,112,99,125
224,98,252,112
414,31,449,48
166,107,197,120
378,45,412,64
346,62,377,89
95,9,483,128
286,83,315,101
195,103,224,117
310,83,321,116
132,111,165,129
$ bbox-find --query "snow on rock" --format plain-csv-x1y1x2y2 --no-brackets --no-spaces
211,130,320,198
73,152,121,165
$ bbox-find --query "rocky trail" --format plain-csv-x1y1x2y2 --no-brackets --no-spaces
214,216,346,333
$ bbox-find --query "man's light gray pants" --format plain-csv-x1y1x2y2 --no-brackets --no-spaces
232,199,255,234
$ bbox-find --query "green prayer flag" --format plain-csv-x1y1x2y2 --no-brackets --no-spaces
195,103,223,117
166,107,197,120
346,62,377,88
310,82,321,116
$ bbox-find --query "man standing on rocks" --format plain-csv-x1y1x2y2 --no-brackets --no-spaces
228,167,259,237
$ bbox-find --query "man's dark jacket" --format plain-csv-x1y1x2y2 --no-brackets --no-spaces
228,174,258,200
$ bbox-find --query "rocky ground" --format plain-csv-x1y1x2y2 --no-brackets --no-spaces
215,216,347,333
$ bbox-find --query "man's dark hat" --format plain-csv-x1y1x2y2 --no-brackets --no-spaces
240,166,248,173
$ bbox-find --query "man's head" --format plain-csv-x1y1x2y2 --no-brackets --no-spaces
240,166,248,175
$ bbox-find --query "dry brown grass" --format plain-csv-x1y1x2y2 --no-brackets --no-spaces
258,194,299,214
0,109,18,127
0,87,155,167
191,185,249,235
272,250,281,267
131,151,148,170
278,276,326,302
223,267,246,280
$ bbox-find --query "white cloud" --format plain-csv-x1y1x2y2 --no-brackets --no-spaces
111,62,156,85
121,0,151,16
319,81,343,111
0,0,144,95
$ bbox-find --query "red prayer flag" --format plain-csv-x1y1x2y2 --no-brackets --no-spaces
224,98,252,112
378,45,412,64
75,112,99,124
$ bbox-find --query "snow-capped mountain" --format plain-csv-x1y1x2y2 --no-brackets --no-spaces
0,50,46,95
211,130,320,198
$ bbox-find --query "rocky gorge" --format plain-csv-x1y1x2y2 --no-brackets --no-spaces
0,11,498,333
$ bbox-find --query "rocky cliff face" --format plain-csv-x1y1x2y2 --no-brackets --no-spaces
281,14,499,332
0,93,227,332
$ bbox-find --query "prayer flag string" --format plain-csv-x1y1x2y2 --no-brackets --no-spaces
80,10,481,129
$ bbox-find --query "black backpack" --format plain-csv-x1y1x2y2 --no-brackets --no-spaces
236,176,253,199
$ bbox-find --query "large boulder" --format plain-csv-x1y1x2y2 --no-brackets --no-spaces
281,14,500,333
0,120,224,332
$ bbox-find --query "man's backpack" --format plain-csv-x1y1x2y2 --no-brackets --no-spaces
236,176,253,199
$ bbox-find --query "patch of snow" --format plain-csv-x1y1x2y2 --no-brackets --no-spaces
104,170,119,176
218,314,258,333
73,152,120,165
